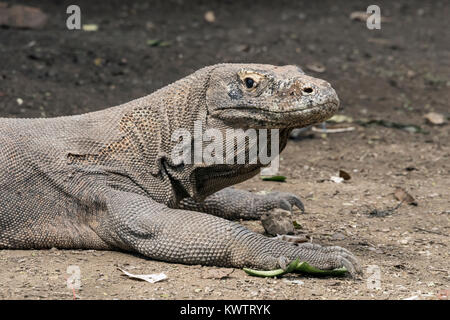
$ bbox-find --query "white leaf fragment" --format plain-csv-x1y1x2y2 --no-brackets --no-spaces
403,295,419,300
330,176,344,184
118,268,167,283
282,278,305,285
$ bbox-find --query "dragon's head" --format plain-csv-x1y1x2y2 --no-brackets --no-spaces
206,63,339,129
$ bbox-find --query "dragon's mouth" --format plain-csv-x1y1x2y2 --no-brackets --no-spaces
214,101,338,114
211,101,339,128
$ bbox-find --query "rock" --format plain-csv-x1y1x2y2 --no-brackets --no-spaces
424,112,446,125
261,208,294,236
0,4,48,29
331,232,346,241
394,187,417,206
204,11,215,23
289,127,311,140
330,176,344,183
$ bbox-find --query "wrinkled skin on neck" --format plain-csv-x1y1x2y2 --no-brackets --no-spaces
122,64,340,203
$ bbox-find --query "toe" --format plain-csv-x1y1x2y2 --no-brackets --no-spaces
269,192,305,213
296,243,361,276
279,199,292,211
340,257,357,276
288,194,305,213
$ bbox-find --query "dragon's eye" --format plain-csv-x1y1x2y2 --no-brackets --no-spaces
244,77,255,89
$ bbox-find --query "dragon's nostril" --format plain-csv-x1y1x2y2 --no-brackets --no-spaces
303,87,313,94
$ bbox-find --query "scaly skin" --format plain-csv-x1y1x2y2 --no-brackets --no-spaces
0,64,360,275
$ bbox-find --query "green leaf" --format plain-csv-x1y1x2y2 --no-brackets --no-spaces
260,175,286,182
158,41,171,47
292,220,302,229
294,261,347,276
147,39,160,46
243,258,348,277
243,258,299,277
147,39,171,47
243,267,285,277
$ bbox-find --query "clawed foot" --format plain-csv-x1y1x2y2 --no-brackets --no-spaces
288,242,361,277
257,192,360,277
256,191,304,214
246,242,361,278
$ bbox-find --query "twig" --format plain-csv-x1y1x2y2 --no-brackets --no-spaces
312,126,355,133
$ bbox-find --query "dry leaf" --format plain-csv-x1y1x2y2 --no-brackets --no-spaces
329,115,354,123
235,44,250,52
394,188,417,206
306,63,326,73
0,4,48,29
93,58,102,66
350,12,390,22
339,170,351,181
82,24,99,32
424,112,445,125
350,11,370,21
118,268,167,283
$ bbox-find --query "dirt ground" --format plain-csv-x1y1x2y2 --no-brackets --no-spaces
0,0,448,300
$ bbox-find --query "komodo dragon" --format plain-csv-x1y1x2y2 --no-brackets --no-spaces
0,64,360,275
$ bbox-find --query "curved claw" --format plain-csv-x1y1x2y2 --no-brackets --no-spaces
279,199,292,211
296,243,361,277
269,192,305,213
341,257,357,277
290,195,305,213
325,246,361,274
278,256,290,270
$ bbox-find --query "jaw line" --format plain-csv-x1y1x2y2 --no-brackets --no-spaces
212,101,339,116
211,102,339,128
